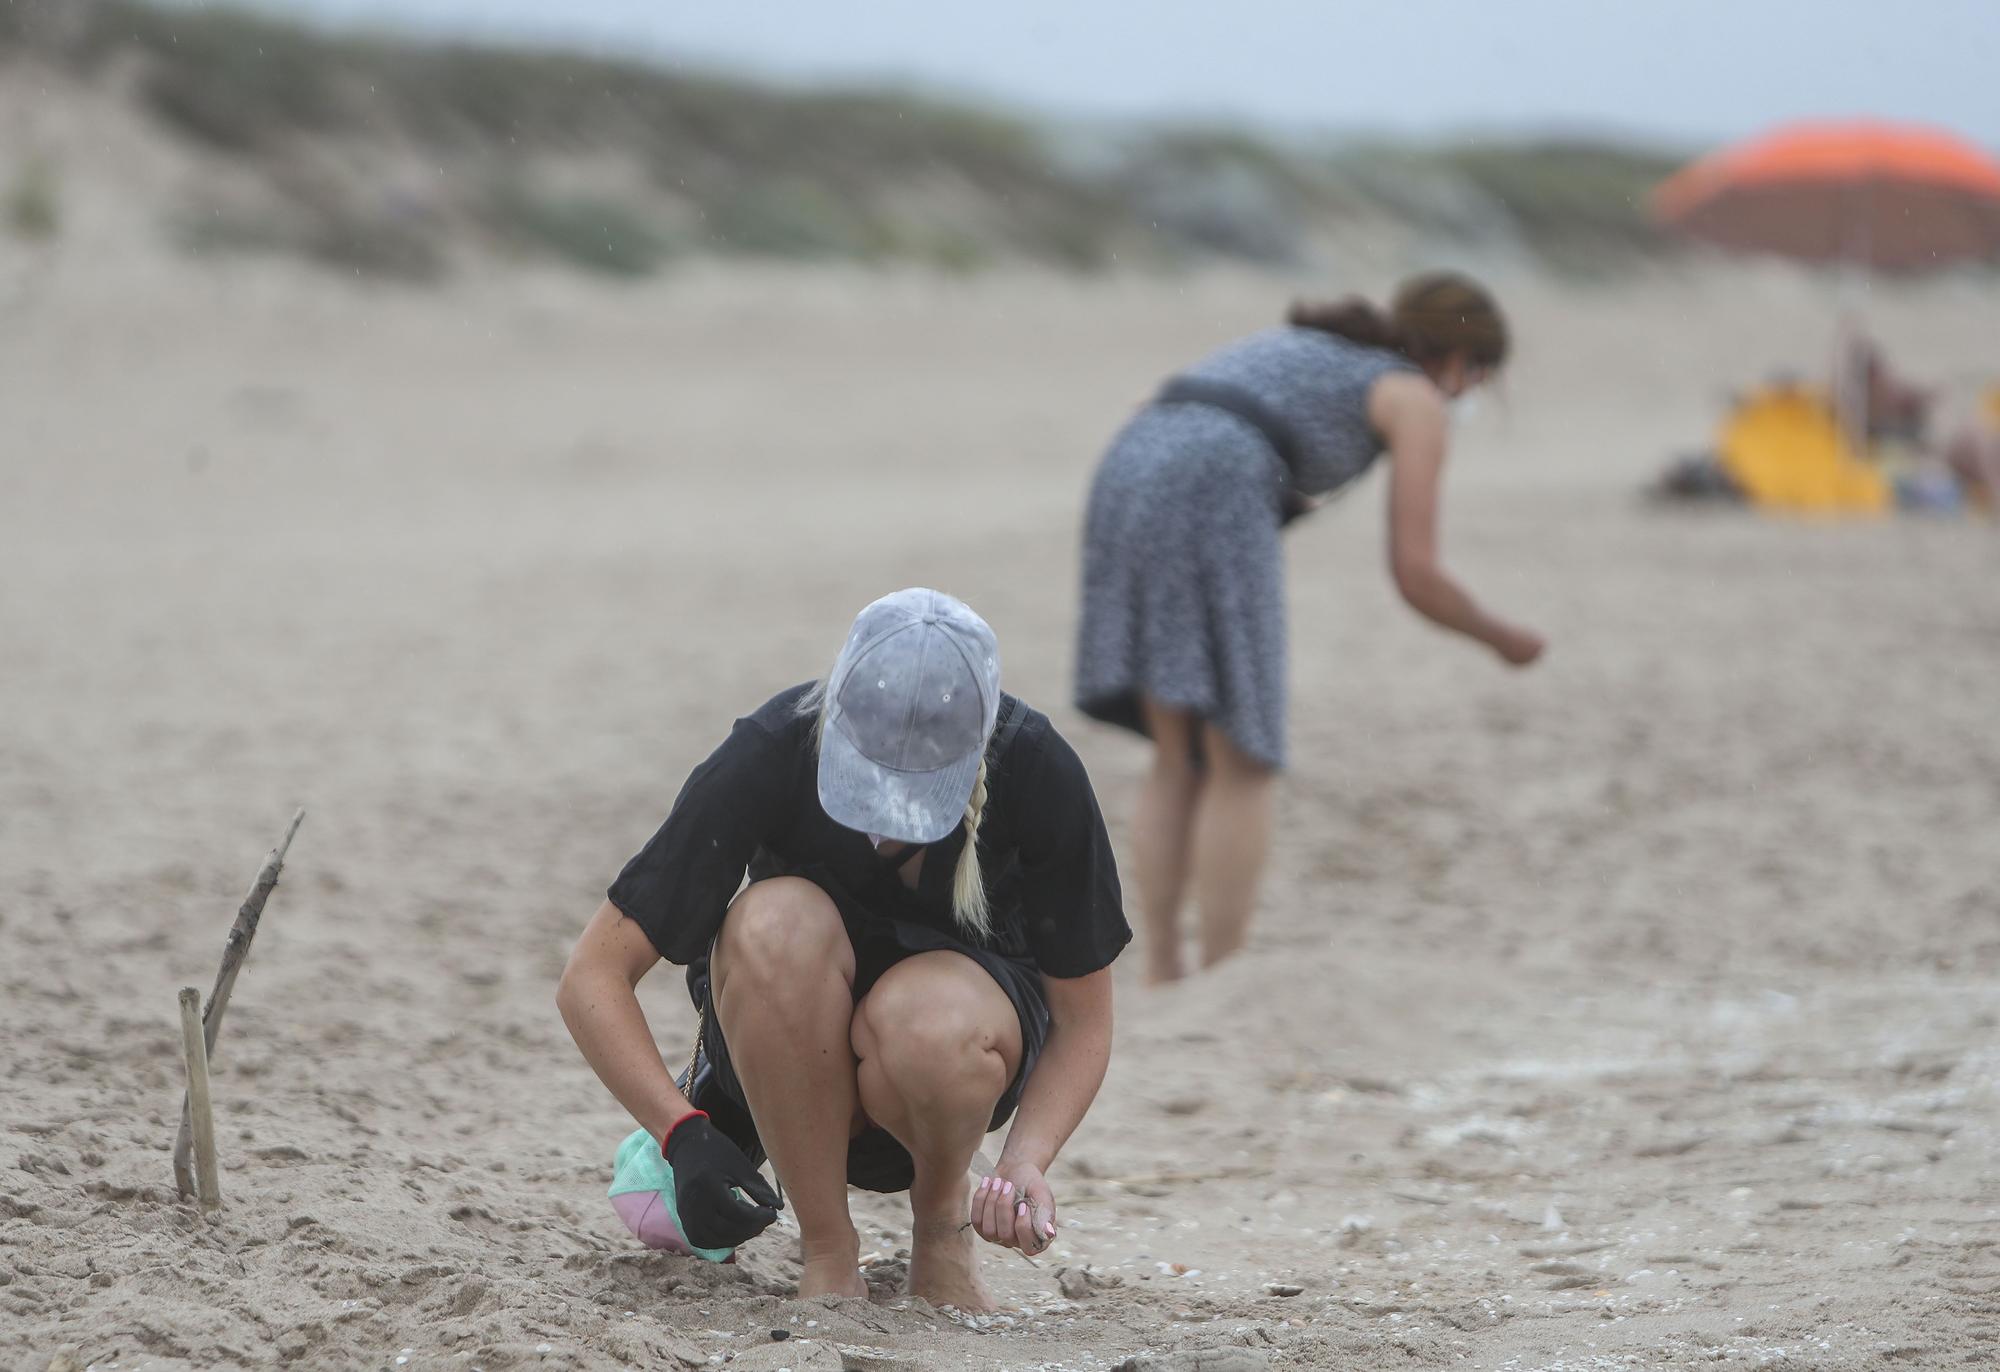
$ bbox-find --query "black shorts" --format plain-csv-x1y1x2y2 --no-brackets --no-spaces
680,885,1050,1194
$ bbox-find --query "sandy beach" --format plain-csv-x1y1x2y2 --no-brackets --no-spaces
4,260,1999,1371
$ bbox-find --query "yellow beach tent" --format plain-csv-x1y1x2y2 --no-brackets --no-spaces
1716,385,1890,515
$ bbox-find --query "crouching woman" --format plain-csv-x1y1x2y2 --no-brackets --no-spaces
557,588,1130,1310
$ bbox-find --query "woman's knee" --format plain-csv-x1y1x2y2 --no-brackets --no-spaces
1142,698,1199,775
853,964,1014,1105
1201,723,1275,783
714,877,851,992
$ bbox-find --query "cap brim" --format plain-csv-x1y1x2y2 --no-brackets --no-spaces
817,712,980,845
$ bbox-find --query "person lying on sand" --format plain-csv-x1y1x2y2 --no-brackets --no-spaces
558,588,1130,1310
1073,272,1545,985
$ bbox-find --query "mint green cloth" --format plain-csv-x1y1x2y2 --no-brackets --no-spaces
607,1127,735,1263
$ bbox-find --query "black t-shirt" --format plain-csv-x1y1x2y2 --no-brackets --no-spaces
607,684,1130,979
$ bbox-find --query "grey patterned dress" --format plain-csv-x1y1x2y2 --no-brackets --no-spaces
1074,326,1416,769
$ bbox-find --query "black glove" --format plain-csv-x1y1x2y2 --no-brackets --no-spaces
664,1114,782,1249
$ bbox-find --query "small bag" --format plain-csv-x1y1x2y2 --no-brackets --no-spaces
677,964,765,1166
606,1127,736,1262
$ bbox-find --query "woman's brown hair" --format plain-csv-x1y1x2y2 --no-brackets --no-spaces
1288,271,1508,370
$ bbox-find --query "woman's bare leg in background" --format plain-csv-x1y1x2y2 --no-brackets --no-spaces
1191,722,1276,969
1132,697,1202,984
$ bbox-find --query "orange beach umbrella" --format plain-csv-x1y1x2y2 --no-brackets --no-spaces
1654,120,2000,271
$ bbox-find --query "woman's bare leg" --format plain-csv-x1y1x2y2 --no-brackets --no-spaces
1191,722,1276,969
851,952,1022,1312
1133,697,1203,984
710,878,867,1299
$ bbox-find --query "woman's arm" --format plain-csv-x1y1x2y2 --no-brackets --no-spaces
1370,372,1545,665
559,898,783,1247
974,967,1113,1252
1001,968,1113,1173
555,899,697,1144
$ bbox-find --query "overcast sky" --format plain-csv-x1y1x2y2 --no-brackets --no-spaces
205,0,1999,150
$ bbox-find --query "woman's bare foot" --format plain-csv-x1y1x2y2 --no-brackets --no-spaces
1142,953,1185,986
796,1234,868,1300
906,1216,994,1312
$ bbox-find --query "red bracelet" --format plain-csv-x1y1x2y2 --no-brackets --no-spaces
661,1109,709,1157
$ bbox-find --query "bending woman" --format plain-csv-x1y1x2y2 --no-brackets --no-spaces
559,588,1129,1310
1074,272,1544,984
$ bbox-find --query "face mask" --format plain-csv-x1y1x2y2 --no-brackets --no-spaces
1449,391,1485,425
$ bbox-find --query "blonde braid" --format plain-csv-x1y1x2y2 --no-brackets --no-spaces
950,759,991,940
795,678,829,745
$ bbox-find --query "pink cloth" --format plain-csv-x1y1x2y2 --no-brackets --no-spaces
610,1190,697,1255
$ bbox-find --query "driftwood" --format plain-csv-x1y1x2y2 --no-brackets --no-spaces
172,809,304,1200
177,988,222,1210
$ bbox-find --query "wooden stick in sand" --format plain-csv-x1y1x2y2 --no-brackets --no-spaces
172,808,305,1201
177,987,222,1211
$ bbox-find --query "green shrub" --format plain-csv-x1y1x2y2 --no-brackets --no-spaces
7,157,59,240
304,209,446,282
490,185,673,277
130,8,353,150
172,199,445,282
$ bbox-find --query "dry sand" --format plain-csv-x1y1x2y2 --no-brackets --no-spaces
3,260,1999,1372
